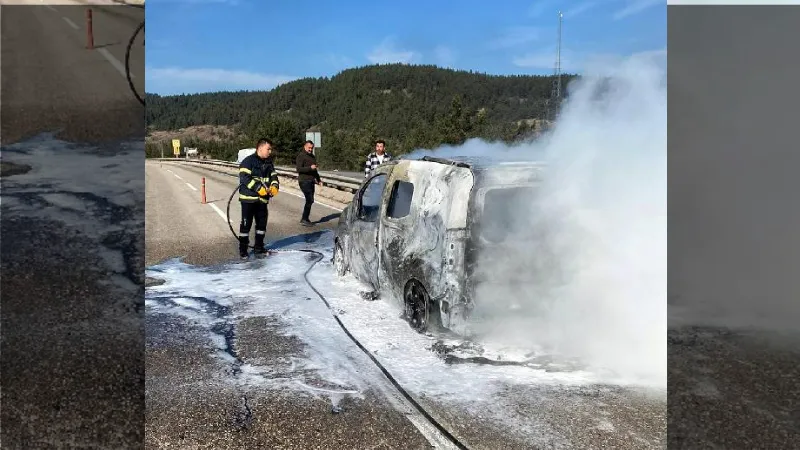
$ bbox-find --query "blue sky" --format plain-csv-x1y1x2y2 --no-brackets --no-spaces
145,0,666,96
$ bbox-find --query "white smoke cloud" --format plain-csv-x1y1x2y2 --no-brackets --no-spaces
404,55,666,387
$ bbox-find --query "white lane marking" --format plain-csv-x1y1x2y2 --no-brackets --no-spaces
185,182,198,192
282,189,344,212
53,7,135,80
62,17,79,29
209,203,230,223
97,48,130,79
46,5,57,12
173,173,184,181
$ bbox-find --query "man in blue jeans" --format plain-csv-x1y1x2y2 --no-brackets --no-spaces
295,140,321,227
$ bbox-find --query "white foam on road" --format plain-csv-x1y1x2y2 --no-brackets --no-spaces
2,132,144,297
145,230,662,443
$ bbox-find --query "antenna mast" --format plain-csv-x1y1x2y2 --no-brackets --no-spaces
549,10,563,122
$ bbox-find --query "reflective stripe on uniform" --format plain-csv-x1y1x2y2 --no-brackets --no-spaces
247,179,256,189
255,230,266,235
240,167,251,174
239,194,259,200
270,181,279,186
238,232,248,237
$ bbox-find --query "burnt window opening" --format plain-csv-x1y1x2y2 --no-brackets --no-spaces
359,174,387,222
479,186,537,243
387,180,414,219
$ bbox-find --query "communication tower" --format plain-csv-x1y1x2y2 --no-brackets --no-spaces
548,11,563,122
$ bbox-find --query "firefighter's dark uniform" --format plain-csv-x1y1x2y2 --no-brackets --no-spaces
238,153,280,256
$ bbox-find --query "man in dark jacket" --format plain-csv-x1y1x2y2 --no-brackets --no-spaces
238,139,280,258
295,140,321,227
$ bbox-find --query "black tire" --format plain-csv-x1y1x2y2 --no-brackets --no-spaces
333,241,348,277
404,280,436,333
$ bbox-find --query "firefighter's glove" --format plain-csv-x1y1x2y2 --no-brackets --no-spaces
257,186,268,197
269,186,279,197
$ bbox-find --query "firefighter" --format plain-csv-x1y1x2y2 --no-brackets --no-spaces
238,138,280,259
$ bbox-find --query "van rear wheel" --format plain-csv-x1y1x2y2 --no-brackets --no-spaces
404,280,437,333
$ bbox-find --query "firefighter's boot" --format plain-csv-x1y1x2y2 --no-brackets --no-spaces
239,236,249,259
253,232,267,256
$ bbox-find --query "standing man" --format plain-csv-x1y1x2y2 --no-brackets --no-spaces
364,139,392,178
295,139,321,227
238,138,280,259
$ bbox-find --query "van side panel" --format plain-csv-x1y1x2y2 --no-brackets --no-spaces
445,167,474,229
378,162,472,306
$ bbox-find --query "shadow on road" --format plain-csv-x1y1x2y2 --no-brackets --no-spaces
315,213,341,225
269,231,329,250
93,42,123,50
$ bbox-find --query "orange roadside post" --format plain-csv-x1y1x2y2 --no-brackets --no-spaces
86,9,94,50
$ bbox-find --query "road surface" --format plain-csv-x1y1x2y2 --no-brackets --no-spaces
1,1,145,144
146,160,345,267
1,3,145,448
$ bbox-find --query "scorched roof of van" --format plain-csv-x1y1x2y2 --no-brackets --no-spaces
418,155,545,170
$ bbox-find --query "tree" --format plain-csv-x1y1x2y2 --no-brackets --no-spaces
249,116,304,166
145,64,579,168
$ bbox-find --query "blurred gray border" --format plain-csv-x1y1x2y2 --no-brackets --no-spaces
668,4,800,447
0,4,145,448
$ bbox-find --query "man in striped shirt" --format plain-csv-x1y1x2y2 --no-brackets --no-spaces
364,139,392,178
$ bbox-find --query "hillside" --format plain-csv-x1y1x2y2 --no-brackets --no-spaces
145,63,576,170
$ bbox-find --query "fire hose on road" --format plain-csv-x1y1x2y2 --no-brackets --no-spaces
223,183,471,450
125,20,145,106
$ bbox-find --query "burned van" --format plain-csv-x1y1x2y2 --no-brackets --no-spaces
333,156,545,334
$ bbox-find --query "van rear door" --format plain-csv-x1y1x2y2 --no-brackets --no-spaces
476,185,540,244
467,183,554,315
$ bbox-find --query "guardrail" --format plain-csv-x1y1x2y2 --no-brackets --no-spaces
154,158,363,193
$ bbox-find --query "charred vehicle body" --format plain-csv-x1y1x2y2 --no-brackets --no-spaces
333,156,545,333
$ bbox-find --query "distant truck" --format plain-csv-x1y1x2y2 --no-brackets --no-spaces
236,148,256,164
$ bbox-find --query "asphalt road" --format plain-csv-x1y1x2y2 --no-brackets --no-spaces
146,160,344,267
1,3,145,447
0,1,145,144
